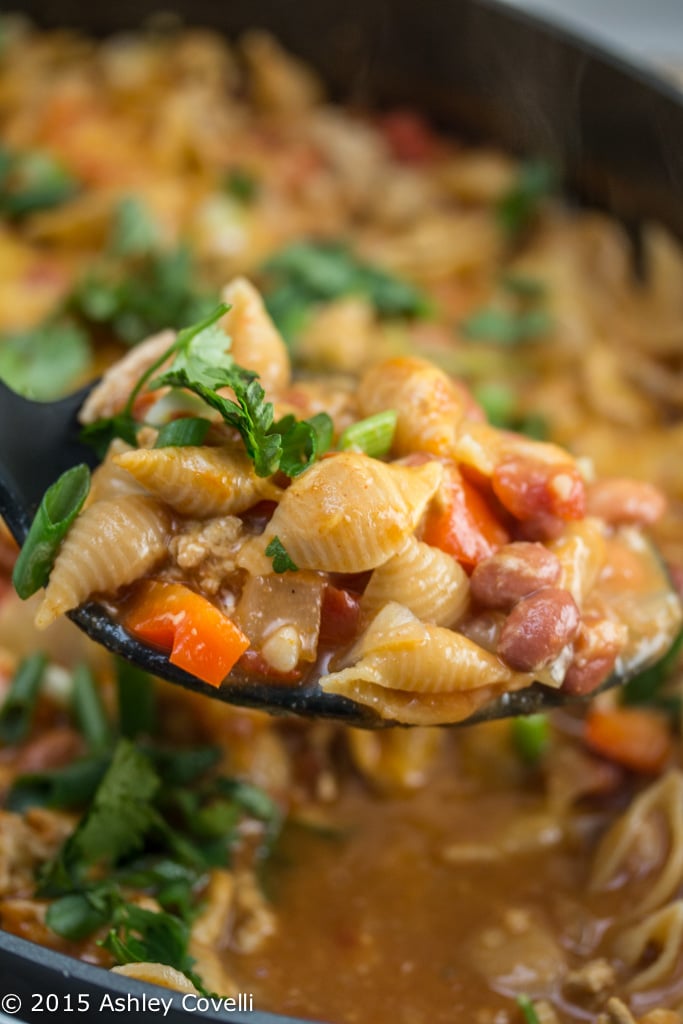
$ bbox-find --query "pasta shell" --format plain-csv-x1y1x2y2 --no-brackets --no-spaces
321,601,532,714
78,330,175,424
615,901,683,995
357,356,469,457
88,440,149,504
35,496,171,629
590,772,683,917
454,421,581,479
252,454,443,573
361,536,469,627
113,445,280,518
111,963,199,995
323,676,499,727
221,276,291,394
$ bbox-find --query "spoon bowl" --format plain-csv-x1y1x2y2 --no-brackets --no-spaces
0,379,676,727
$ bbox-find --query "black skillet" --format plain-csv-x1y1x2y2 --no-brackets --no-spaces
2,0,683,1019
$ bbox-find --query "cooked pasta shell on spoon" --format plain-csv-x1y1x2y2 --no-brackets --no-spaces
35,495,171,629
357,356,471,457
321,602,533,720
361,535,469,627
322,677,501,727
241,453,443,574
113,445,282,518
220,276,291,394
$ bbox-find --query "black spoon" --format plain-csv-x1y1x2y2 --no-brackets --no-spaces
0,379,675,727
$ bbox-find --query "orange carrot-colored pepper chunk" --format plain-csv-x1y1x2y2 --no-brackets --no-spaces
125,580,250,688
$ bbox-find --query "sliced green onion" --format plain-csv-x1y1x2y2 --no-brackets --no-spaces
7,755,110,811
12,464,91,599
116,658,157,740
511,714,550,765
143,744,221,786
154,417,212,448
72,663,111,752
516,995,541,1024
338,409,397,458
0,652,47,744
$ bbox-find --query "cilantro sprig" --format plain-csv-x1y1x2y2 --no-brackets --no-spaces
85,303,333,477
3,655,286,992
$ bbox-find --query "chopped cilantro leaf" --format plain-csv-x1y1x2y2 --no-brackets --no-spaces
0,320,91,400
265,536,298,574
262,240,432,342
460,307,552,345
71,245,219,347
154,417,211,448
224,167,259,203
109,195,160,258
497,159,556,239
0,146,79,219
39,739,160,894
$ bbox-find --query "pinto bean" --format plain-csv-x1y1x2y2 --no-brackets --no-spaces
586,478,667,527
470,542,562,610
492,456,585,523
497,587,580,672
562,617,627,696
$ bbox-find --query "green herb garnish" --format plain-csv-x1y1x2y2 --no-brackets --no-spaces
7,756,110,812
511,715,550,765
497,159,556,239
154,417,212,448
224,167,259,203
460,307,552,345
151,307,333,478
338,409,397,458
474,383,549,440
71,244,218,348
516,995,541,1024
0,320,92,400
262,240,432,342
39,739,160,895
0,652,47,744
72,663,111,753
6,658,284,993
0,146,79,218
115,659,157,740
266,536,299,574
109,195,160,258
12,464,91,599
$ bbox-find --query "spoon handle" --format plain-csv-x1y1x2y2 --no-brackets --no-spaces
0,380,97,542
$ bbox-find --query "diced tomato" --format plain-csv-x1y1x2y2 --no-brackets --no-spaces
421,465,509,571
492,457,585,523
319,586,362,646
379,110,439,163
124,580,250,688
